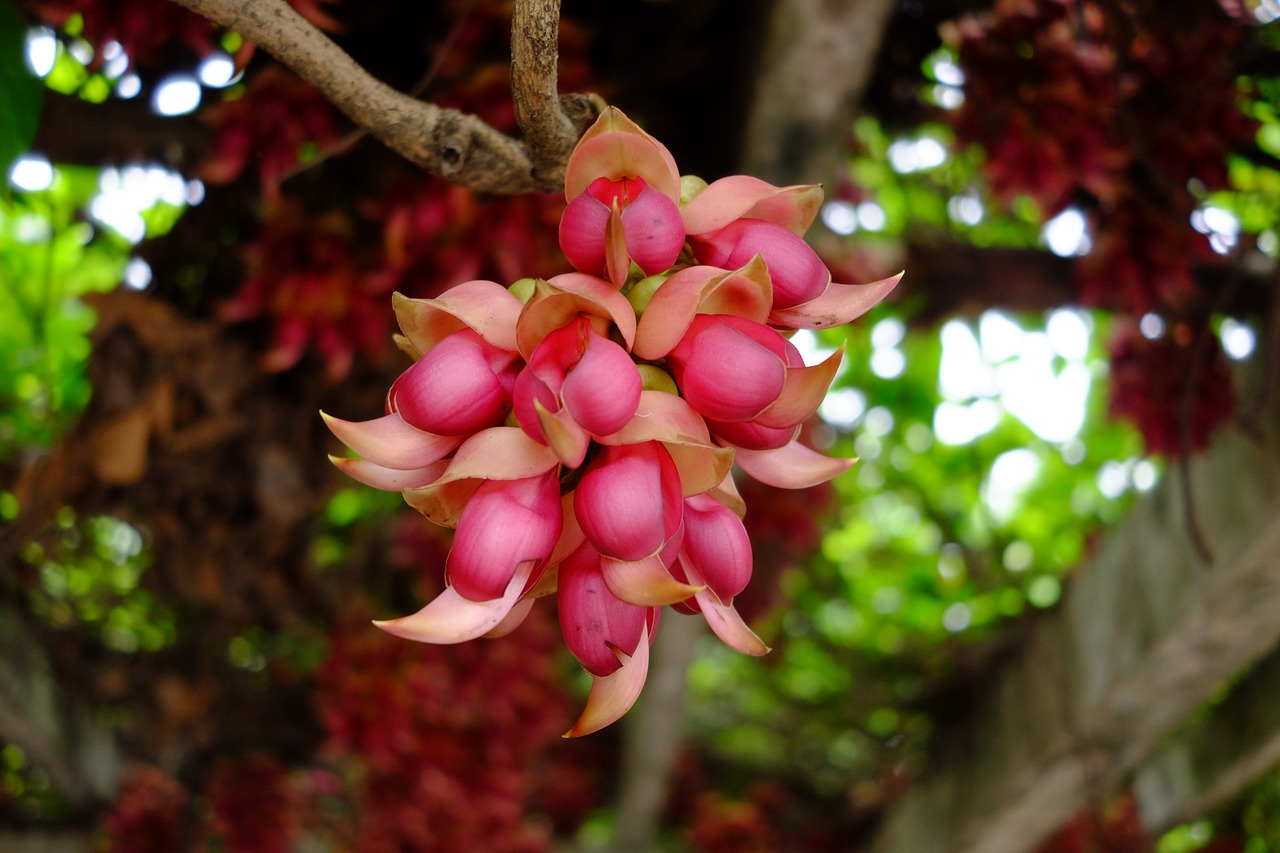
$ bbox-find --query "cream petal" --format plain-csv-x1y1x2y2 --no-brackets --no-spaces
483,598,536,638
374,561,535,645
392,281,522,354
517,275,638,359
564,623,651,738
601,552,704,606
680,175,823,237
632,259,773,361
564,107,681,202
768,272,902,330
321,411,462,470
328,456,448,491
733,440,854,489
753,344,845,429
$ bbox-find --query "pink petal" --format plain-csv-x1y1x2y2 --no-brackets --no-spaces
632,259,773,361
564,107,681,202
574,442,683,562
517,274,637,359
562,333,642,436
681,555,769,655
599,392,736,498
753,344,845,429
734,440,854,489
559,191,610,277
670,316,787,422
391,330,519,435
321,411,462,470
446,472,562,601
680,175,823,237
705,418,798,450
564,623,651,738
682,493,752,601
601,552,703,606
558,542,648,677
694,220,830,309
328,456,448,491
621,184,685,276
768,272,903,330
392,281,522,355
374,560,535,645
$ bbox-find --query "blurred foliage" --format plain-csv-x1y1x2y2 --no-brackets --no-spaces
0,0,42,187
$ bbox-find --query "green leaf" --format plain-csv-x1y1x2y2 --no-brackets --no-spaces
0,0,43,187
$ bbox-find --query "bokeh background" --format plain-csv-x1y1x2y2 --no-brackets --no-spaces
3,0,1280,851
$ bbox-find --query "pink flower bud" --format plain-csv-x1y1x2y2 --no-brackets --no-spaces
667,315,788,423
679,493,752,603
513,317,642,444
445,471,563,602
389,329,521,436
557,541,652,677
692,219,829,309
559,176,685,285
573,442,684,563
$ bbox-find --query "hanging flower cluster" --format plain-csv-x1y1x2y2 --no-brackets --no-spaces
323,108,898,736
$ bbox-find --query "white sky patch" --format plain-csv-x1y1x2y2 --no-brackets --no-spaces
1132,459,1159,492
995,334,1090,443
153,74,202,116
942,602,971,633
1139,312,1166,340
1192,205,1240,255
10,154,54,192
1042,208,1091,257
979,311,1024,363
26,27,57,77
1097,459,1130,498
124,258,153,290
871,317,906,349
887,137,948,174
789,329,838,365
198,52,239,87
984,448,1041,521
91,165,189,243
934,398,1001,445
820,387,867,428
67,38,93,65
947,192,983,226
1220,317,1256,360
117,73,142,98
856,201,887,232
821,200,858,236
940,320,998,399
1046,309,1090,360
871,348,906,379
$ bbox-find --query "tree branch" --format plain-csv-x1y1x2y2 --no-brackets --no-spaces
510,0,597,188
168,0,569,193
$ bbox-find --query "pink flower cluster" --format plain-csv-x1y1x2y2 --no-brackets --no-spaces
323,108,898,736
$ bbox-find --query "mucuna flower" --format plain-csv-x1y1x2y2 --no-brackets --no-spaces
389,328,521,436
323,106,899,737
513,316,642,466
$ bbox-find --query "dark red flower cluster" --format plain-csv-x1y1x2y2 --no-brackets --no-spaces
205,754,301,853
946,0,1255,313
220,202,395,381
1032,792,1150,853
100,766,189,853
312,599,575,852
1108,320,1236,456
202,65,345,199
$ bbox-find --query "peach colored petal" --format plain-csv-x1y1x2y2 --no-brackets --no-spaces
483,598,536,638
401,427,560,526
680,175,823,237
753,344,845,429
328,456,448,491
564,623,651,737
374,561,535,644
535,399,592,468
632,259,773,361
547,493,585,569
696,588,770,655
601,552,704,606
598,392,735,497
768,272,902,330
517,274,638,359
733,440,854,489
321,411,462,470
392,281,523,354
565,107,681,202
604,200,630,287
708,470,747,518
